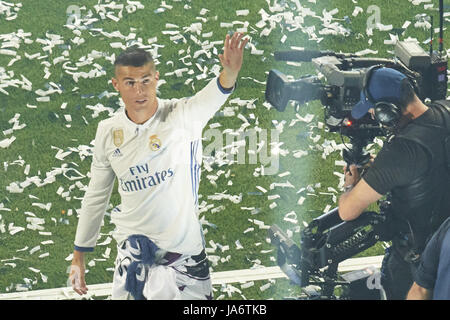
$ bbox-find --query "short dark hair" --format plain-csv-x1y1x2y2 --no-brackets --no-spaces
397,78,416,110
114,46,154,68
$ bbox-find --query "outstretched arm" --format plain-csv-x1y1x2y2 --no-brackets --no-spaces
218,32,249,89
338,164,382,221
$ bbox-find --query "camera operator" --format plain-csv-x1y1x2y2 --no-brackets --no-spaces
338,67,450,300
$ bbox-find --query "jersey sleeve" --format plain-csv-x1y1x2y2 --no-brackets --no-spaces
74,121,116,251
363,138,429,195
178,76,234,137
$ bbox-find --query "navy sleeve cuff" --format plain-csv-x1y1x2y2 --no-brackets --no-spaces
414,262,436,290
74,245,94,252
217,77,235,94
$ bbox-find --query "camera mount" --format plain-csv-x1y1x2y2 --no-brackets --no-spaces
269,208,387,299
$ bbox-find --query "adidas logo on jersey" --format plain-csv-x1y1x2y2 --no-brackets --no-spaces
112,148,123,157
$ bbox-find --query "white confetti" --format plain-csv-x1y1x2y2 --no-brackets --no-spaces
236,9,249,16
243,227,254,234
65,253,73,261
0,136,16,148
9,224,25,235
29,245,41,255
256,186,267,193
259,282,271,292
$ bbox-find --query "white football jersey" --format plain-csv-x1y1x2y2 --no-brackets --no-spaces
74,77,233,255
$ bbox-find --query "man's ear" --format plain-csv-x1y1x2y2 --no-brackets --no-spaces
111,77,119,91
155,71,159,81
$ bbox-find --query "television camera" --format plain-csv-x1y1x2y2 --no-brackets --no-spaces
266,0,448,299
265,1,447,167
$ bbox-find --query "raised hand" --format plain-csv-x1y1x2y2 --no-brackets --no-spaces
218,32,249,89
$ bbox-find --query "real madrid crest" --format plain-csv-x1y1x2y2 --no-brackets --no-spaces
112,128,124,147
149,134,162,151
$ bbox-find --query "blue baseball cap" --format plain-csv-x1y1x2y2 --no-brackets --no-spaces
351,67,407,119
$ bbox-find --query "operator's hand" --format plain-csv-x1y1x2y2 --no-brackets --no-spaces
69,251,88,295
218,32,249,89
366,154,375,167
343,164,361,189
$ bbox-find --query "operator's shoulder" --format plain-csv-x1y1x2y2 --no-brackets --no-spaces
429,99,450,109
381,135,425,159
390,134,426,149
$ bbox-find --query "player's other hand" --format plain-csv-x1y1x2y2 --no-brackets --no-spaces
69,253,88,296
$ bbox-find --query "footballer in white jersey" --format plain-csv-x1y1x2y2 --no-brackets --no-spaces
69,32,249,300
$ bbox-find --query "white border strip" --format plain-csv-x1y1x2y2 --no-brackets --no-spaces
0,255,384,300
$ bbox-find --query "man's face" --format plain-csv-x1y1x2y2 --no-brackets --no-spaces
111,62,159,112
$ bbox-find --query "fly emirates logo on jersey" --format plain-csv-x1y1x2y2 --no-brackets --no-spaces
119,163,174,193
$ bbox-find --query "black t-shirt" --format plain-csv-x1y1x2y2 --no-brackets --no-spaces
363,102,449,250
363,110,433,195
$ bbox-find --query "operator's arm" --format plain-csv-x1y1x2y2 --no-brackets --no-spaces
338,165,383,221
339,137,429,221
406,282,432,300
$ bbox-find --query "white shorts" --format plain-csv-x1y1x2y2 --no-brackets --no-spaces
112,236,212,300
